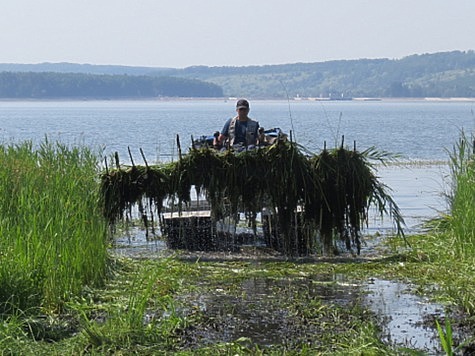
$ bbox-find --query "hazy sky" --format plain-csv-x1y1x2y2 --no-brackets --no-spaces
1,1,474,68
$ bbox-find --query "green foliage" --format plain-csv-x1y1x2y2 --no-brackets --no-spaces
100,161,175,224
446,132,475,258
436,318,454,356
176,50,475,98
0,140,109,313
101,141,405,256
0,72,223,98
69,257,199,353
1,50,473,98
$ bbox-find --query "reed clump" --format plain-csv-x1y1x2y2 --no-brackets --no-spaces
446,133,475,258
0,140,109,313
101,140,404,256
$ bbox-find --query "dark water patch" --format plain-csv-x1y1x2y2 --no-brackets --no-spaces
177,275,363,349
173,275,450,353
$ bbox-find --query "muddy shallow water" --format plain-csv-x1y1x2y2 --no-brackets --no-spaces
110,164,460,353
174,274,444,353
112,230,448,353
365,278,444,352
178,274,362,349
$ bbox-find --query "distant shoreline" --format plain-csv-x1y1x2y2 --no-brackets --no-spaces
293,96,475,102
0,96,474,103
347,97,475,102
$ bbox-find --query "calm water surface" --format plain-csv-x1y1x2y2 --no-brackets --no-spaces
1,99,474,161
0,99,473,231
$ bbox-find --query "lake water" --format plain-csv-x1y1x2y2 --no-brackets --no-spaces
1,99,474,233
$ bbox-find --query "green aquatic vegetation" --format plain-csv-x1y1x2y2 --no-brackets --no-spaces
446,132,475,258
100,159,175,224
70,257,200,353
4,134,475,353
0,247,461,354
0,140,109,313
393,133,475,318
79,264,177,350
101,140,405,256
436,317,454,356
0,257,198,354
171,258,395,355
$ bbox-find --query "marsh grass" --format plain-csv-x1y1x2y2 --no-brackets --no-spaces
446,133,475,258
401,132,475,316
436,317,454,356
0,140,109,313
4,135,475,354
69,257,200,353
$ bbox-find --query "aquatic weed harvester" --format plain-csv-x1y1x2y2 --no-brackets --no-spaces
100,131,405,257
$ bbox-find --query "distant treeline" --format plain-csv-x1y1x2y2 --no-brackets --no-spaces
0,72,223,99
1,50,474,98
172,50,475,98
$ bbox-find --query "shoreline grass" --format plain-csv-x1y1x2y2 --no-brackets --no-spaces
0,140,109,314
1,135,475,354
446,134,475,258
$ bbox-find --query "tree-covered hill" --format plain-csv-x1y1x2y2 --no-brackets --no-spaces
1,50,474,99
0,72,223,99
170,50,475,98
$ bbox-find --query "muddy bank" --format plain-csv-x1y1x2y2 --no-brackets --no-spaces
112,232,475,353
171,272,449,353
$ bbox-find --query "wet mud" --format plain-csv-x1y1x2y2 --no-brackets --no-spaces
171,274,448,353
176,274,364,350
111,227,474,353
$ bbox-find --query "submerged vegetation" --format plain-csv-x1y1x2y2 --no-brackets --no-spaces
0,133,475,354
100,139,405,256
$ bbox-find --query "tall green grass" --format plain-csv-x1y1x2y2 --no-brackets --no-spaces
0,140,109,313
447,133,475,258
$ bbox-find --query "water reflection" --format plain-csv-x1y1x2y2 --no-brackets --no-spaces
365,278,444,353
112,227,167,258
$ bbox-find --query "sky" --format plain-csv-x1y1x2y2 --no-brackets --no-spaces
1,1,474,68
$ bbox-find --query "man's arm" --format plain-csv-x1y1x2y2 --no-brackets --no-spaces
218,134,226,145
218,118,231,145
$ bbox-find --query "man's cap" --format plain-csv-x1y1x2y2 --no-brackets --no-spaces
236,99,250,109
